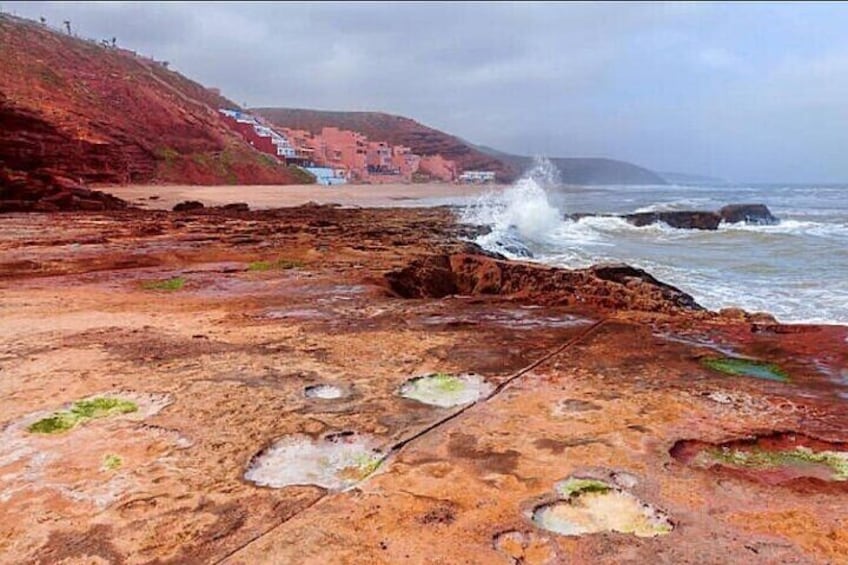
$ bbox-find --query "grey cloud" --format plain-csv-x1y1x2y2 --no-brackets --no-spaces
4,1,848,182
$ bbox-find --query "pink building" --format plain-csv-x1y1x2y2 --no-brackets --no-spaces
418,154,457,182
273,122,459,184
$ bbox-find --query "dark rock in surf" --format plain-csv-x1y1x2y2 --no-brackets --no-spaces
172,200,205,212
565,203,779,230
623,211,722,230
719,204,778,225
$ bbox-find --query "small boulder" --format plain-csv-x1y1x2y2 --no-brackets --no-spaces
173,200,205,212
221,202,249,212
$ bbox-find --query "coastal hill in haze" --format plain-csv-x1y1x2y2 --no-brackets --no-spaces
469,143,668,186
659,171,729,186
0,13,309,188
254,107,668,185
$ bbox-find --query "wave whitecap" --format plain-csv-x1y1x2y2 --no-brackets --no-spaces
459,162,847,324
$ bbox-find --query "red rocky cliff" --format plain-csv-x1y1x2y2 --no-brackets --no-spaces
0,13,308,211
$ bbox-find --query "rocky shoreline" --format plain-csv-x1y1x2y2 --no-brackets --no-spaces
0,204,846,562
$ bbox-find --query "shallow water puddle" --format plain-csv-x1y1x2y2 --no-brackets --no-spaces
672,433,848,484
260,308,331,321
530,477,673,538
417,308,590,331
398,373,493,407
244,432,384,490
701,356,790,382
304,384,347,400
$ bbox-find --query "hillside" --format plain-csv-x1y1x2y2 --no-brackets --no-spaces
0,13,309,195
660,171,729,186
255,107,667,185
470,144,667,186
252,107,516,181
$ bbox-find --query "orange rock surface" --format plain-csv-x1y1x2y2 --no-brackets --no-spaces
0,205,846,563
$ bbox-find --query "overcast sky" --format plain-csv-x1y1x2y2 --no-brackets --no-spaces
5,1,848,182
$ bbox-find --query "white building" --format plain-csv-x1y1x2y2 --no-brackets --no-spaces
458,170,496,183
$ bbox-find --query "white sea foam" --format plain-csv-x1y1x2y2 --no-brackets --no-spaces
461,156,568,256
633,198,716,213
718,219,848,239
459,169,848,324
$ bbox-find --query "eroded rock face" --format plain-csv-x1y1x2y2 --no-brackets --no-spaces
719,204,778,225
671,432,848,487
0,168,129,213
385,254,703,314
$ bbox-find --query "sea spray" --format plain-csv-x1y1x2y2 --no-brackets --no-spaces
459,168,848,324
461,156,566,257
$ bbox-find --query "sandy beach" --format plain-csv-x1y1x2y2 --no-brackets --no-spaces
101,182,500,210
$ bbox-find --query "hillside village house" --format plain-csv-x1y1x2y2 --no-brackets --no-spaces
219,109,459,184
218,109,297,160
458,170,497,184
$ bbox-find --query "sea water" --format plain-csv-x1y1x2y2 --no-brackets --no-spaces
456,159,848,325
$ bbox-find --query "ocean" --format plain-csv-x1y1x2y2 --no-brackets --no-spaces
452,160,848,325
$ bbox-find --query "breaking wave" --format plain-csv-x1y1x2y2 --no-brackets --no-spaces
460,161,848,324
461,157,567,256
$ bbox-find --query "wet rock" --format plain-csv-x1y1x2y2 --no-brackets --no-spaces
220,202,250,212
623,211,721,230
719,307,778,324
173,200,205,212
385,254,703,314
719,204,778,225
568,203,779,229
496,240,534,258
589,263,702,310
671,432,848,486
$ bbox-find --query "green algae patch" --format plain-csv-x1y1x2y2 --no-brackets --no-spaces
555,477,612,499
140,276,186,292
399,373,494,408
431,373,465,393
28,397,138,434
532,477,673,538
103,454,123,471
700,446,848,480
248,259,304,272
701,357,789,382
